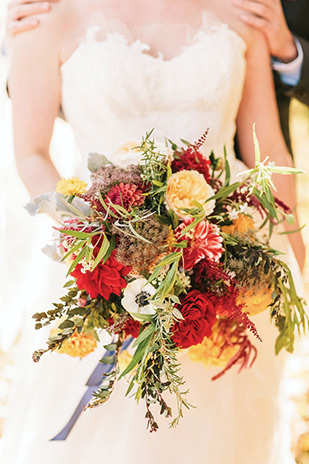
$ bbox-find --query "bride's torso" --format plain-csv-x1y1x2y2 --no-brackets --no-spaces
56,0,250,175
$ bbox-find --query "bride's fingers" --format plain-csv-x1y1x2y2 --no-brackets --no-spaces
7,2,51,22
6,18,40,36
232,0,272,20
9,0,58,6
237,12,269,30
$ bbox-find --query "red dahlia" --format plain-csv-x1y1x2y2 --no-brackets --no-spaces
123,319,141,339
172,290,217,349
71,250,131,300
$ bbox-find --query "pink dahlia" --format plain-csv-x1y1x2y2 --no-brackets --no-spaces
105,183,144,214
175,216,224,270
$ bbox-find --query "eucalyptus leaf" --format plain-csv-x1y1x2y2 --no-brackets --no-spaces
103,343,117,351
59,320,75,330
88,152,114,172
63,280,76,288
100,355,115,365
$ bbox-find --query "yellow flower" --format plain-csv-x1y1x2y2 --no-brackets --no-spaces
165,170,215,219
50,327,97,358
297,432,309,453
56,177,87,196
165,226,176,251
238,286,273,316
118,350,133,374
188,322,239,368
221,214,255,234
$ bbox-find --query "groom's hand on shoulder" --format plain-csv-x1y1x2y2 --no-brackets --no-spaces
7,0,59,36
232,0,298,62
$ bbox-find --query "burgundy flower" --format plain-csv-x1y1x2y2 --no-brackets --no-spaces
123,319,141,339
174,216,224,270
71,250,131,300
172,290,217,349
171,147,211,182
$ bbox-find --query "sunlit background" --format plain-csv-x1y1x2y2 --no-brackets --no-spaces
0,2,309,461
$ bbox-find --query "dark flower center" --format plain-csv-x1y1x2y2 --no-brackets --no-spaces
135,291,151,307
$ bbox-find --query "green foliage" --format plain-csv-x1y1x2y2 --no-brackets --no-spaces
224,232,308,354
119,304,192,431
87,336,124,409
32,286,124,361
138,132,169,214
31,128,307,431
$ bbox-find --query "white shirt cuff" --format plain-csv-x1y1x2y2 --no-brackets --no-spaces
272,37,304,86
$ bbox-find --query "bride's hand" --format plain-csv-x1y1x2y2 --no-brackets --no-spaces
6,0,58,36
232,0,298,62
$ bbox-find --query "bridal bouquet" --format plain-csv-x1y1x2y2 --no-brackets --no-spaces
31,129,307,431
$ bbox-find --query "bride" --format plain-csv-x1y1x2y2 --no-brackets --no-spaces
2,0,306,462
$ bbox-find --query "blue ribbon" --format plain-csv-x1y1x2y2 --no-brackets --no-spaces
50,337,133,441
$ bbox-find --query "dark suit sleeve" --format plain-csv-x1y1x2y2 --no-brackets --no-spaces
293,35,309,105
276,35,309,107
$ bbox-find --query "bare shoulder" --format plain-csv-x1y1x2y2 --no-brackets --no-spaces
199,0,255,47
9,0,83,64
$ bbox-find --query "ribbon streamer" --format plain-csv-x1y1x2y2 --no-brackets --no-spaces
50,337,133,441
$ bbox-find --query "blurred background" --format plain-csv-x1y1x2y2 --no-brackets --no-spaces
0,2,309,461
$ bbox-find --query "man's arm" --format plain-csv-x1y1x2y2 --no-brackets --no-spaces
284,35,309,105
232,0,309,106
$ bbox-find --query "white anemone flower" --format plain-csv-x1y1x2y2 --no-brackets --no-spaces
122,278,156,320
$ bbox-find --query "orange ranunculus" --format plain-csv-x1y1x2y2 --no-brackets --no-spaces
221,214,255,234
238,286,273,316
165,170,215,219
50,328,97,358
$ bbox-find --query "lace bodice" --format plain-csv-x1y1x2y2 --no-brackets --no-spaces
60,13,247,176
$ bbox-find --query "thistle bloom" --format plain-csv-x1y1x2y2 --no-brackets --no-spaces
56,177,87,196
165,170,215,219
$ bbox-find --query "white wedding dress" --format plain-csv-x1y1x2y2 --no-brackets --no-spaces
0,13,299,464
